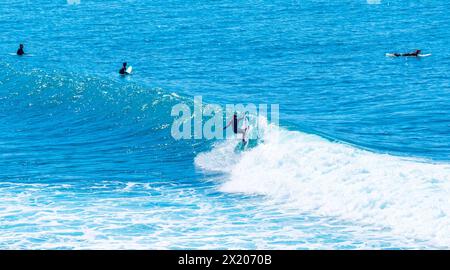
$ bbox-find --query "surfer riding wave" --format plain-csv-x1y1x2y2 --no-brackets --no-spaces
224,112,248,143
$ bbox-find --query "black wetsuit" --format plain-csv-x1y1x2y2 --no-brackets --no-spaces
402,53,419,57
394,52,419,57
17,48,24,56
119,67,126,74
233,116,238,134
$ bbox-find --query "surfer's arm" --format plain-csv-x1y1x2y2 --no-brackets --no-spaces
223,119,232,130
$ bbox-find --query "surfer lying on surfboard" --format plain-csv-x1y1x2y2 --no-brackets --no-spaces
391,49,421,57
224,112,248,143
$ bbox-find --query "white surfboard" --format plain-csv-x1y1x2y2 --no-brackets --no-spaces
244,125,251,144
126,66,133,74
9,52,34,56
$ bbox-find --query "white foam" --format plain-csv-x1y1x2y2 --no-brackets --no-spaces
0,180,431,249
195,119,450,247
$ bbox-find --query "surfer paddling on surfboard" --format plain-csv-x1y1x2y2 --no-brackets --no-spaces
392,49,421,57
119,62,132,75
224,112,248,143
17,44,25,56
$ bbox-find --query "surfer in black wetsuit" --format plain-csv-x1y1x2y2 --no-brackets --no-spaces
224,112,248,142
393,49,421,57
17,44,25,56
119,62,128,75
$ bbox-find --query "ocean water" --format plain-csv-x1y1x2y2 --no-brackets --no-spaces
1,0,449,249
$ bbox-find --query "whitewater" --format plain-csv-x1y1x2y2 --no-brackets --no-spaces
196,118,450,248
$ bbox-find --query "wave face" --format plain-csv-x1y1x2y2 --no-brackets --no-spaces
0,65,201,184
196,118,450,247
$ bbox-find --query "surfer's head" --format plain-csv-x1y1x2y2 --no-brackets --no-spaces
19,44,23,49
122,62,127,67
416,49,421,54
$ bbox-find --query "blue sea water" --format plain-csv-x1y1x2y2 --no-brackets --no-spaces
1,0,450,249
